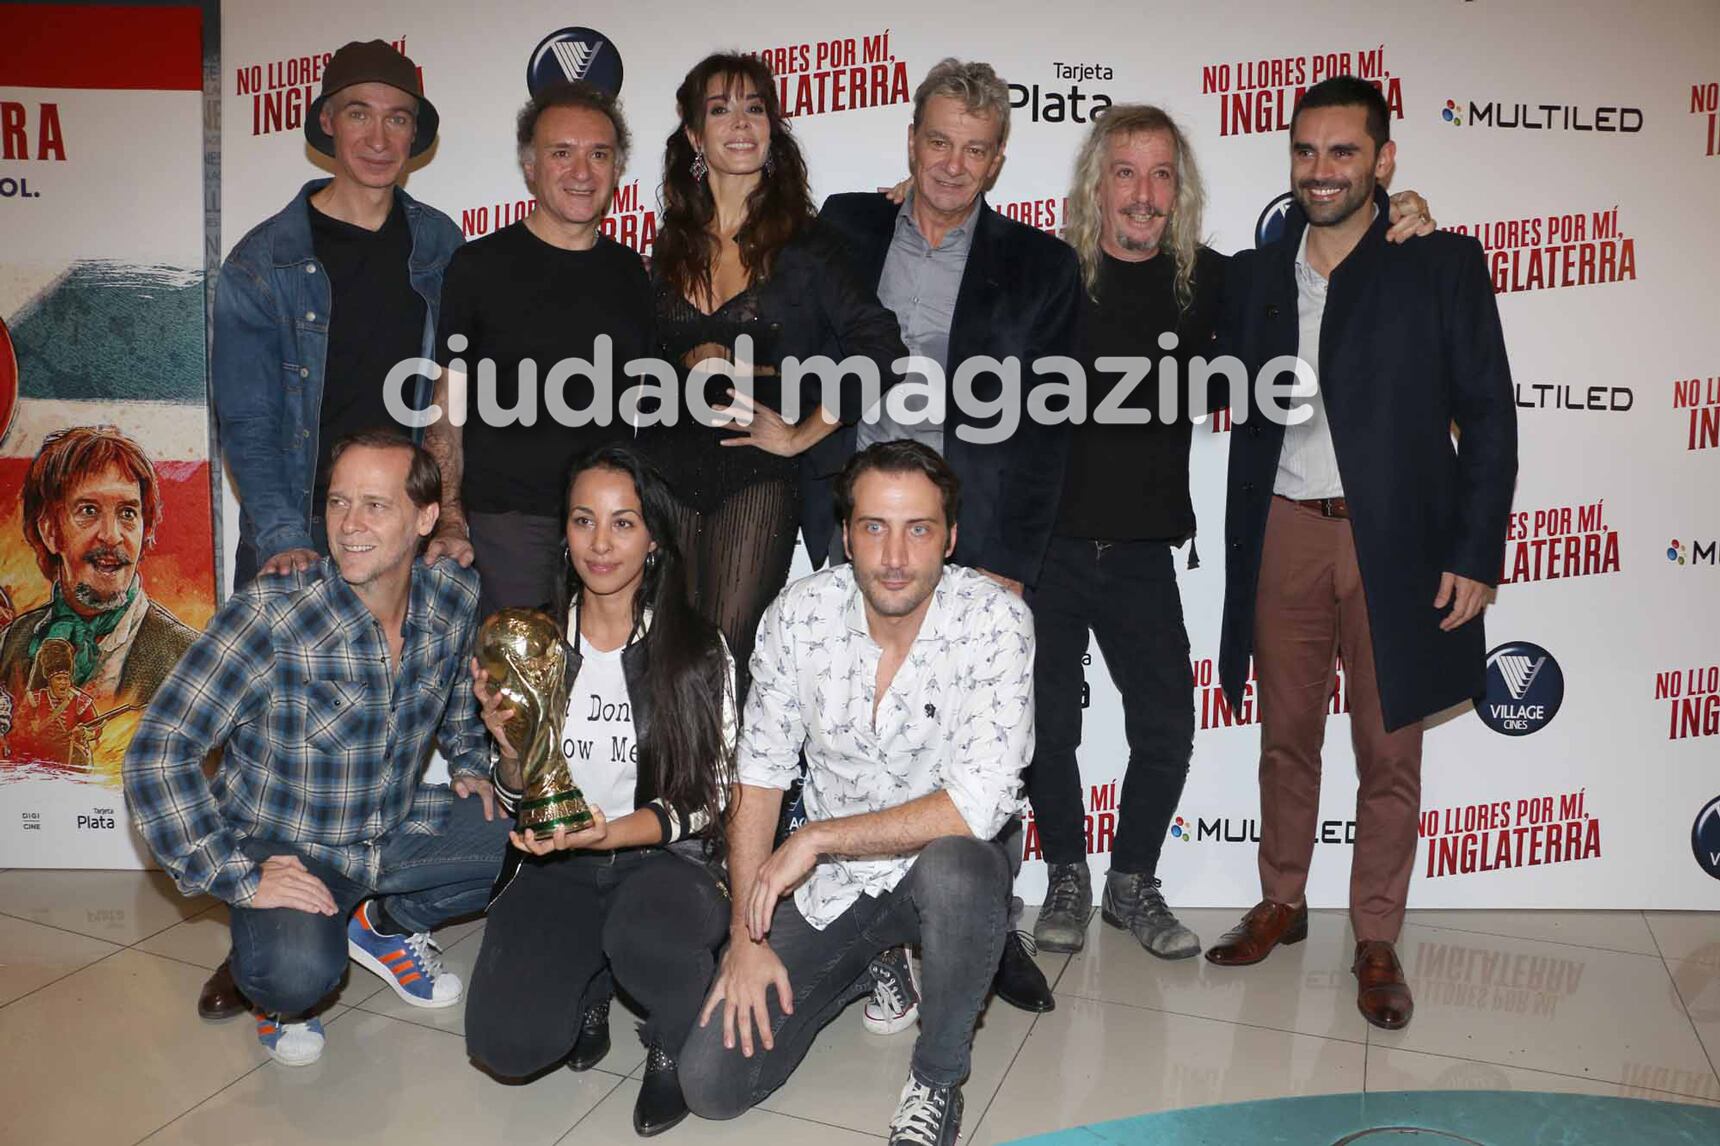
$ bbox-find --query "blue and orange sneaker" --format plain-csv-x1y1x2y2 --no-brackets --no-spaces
346,900,462,1009
256,1011,324,1066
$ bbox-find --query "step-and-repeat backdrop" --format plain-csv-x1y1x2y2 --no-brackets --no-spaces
0,5,215,868
13,0,1720,908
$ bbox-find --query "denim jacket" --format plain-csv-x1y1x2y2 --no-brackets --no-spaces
212,179,463,561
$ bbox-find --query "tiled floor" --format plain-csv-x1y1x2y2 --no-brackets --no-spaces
0,868,1715,1146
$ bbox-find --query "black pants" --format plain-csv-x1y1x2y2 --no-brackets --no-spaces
1026,536,1195,873
466,510,566,621
464,849,729,1078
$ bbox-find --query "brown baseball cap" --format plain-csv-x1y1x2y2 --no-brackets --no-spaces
305,40,440,159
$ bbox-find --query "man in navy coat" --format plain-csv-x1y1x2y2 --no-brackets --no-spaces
1205,77,1517,1032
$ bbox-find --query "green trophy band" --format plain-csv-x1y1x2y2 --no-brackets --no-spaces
475,608,595,834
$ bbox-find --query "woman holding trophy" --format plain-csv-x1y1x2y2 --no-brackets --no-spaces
464,444,737,1138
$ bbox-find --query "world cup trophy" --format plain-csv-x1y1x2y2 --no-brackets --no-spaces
475,608,595,834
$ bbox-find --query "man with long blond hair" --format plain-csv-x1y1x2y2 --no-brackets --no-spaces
1028,105,1436,961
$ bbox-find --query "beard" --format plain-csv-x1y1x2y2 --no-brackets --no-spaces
1295,178,1373,227
70,546,135,611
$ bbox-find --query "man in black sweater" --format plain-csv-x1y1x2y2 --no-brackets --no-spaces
1031,105,1435,959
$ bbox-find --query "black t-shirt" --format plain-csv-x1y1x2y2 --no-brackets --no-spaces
309,195,425,505
1055,247,1227,542
435,222,653,516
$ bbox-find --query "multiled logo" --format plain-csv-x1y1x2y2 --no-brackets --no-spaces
1255,192,1293,248
1693,796,1720,881
1442,99,1643,133
1442,99,1465,126
1668,539,1718,566
527,28,624,97
1476,642,1565,736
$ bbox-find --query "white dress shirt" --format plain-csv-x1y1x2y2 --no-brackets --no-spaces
1273,210,1377,500
738,564,1035,929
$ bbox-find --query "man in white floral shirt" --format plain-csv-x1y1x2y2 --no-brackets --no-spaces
678,440,1034,1146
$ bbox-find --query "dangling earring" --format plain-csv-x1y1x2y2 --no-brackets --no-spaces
645,548,659,572
763,148,776,177
690,150,707,181
561,539,571,565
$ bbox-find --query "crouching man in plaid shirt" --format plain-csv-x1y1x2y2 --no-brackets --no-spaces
124,431,510,1066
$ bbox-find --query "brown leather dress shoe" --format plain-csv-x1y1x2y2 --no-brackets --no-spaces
197,958,250,1022
1353,940,1414,1030
1203,899,1309,966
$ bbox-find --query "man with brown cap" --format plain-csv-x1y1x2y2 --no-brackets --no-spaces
213,39,462,590
204,38,464,1021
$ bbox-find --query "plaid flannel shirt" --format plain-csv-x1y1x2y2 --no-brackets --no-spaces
124,558,489,905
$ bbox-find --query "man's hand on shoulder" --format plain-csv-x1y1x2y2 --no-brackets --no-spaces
248,854,337,915
423,520,475,567
977,568,1024,597
260,548,319,577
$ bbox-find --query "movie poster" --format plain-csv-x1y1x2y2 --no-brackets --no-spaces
0,5,212,866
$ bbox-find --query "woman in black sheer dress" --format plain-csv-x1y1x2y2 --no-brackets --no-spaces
642,52,905,699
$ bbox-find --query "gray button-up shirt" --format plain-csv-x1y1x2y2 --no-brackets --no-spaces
1274,209,1377,500
858,193,981,455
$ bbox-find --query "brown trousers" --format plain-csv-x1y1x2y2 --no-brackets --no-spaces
1253,496,1424,942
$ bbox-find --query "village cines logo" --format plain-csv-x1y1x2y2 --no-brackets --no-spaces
1655,664,1720,742
1200,44,1402,137
1446,206,1636,295
750,28,909,119
1693,795,1720,880
528,27,623,97
1256,192,1293,248
1499,499,1620,586
1475,642,1564,736
1438,97,1643,133
1011,62,1114,125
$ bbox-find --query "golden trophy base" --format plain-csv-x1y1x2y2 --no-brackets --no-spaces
518,790,595,834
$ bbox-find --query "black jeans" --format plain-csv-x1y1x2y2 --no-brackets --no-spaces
464,848,729,1078
679,834,1010,1116
1026,536,1195,874
466,510,566,621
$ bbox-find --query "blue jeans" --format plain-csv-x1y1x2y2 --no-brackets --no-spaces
228,791,511,1017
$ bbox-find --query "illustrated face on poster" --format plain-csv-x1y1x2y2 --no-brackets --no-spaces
0,426,199,780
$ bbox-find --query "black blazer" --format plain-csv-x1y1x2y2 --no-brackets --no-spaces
810,193,1082,586
1218,187,1518,731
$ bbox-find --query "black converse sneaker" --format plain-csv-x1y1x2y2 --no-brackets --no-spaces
888,1071,963,1145
862,945,920,1035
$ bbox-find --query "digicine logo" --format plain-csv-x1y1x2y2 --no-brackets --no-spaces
527,28,623,98
1255,192,1293,248
1475,641,1565,736
1693,796,1720,881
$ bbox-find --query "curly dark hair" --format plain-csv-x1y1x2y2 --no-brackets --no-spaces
655,52,815,306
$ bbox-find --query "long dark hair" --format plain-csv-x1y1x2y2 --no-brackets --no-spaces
655,52,815,306
556,444,735,857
